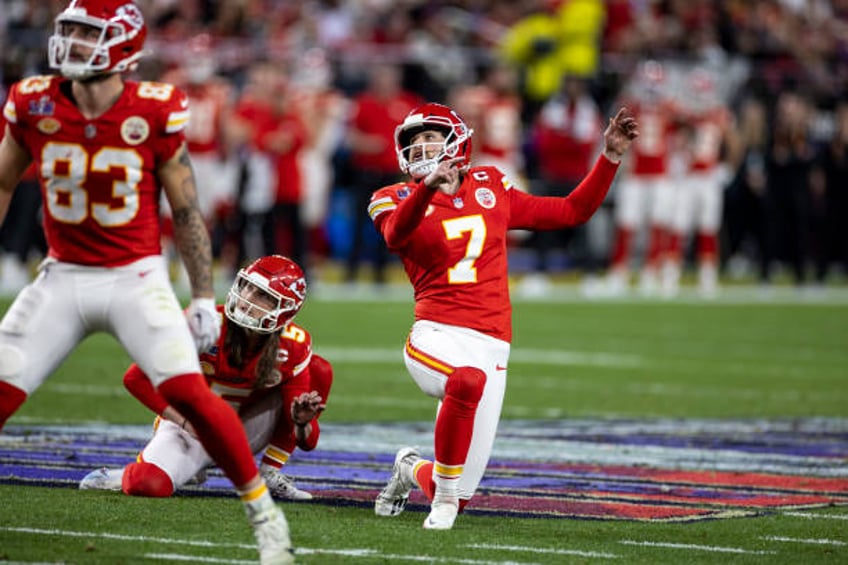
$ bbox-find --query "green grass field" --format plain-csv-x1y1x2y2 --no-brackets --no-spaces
1,287,847,564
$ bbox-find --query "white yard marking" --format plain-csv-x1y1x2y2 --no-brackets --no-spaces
145,555,254,564
783,511,848,521
619,540,777,555
763,535,847,546
467,543,620,559
0,526,252,549
1,527,540,565
317,347,643,368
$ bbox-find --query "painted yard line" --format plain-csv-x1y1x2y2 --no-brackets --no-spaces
618,540,776,555
145,555,254,564
762,535,847,546
467,543,620,559
783,511,848,520
317,347,643,368
1,527,541,565
0,526,253,549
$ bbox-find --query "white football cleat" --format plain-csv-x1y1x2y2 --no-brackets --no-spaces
422,499,459,530
374,447,420,517
248,504,295,565
262,469,313,501
79,467,124,491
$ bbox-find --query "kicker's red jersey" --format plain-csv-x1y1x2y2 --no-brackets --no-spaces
369,157,619,342
2,75,189,266
200,306,313,412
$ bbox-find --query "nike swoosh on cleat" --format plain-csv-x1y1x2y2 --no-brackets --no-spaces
138,269,153,278
496,364,507,371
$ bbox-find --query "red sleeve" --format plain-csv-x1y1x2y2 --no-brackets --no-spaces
297,419,320,452
374,181,437,249
508,154,619,229
123,364,170,416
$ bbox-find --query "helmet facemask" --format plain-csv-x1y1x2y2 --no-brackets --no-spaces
395,105,473,180
403,127,458,179
225,272,298,334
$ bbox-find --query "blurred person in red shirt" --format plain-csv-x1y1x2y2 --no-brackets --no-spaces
662,68,734,298
602,60,680,296
344,63,422,285
520,74,603,294
230,62,309,272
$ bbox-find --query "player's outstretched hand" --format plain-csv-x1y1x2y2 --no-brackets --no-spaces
602,107,639,163
186,297,220,352
292,391,326,425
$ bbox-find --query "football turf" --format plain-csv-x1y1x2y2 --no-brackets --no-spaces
1,286,846,564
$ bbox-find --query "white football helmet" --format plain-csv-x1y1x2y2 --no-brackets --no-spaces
48,0,147,80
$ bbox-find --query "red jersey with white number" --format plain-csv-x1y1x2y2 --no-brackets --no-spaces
2,75,188,266
687,107,731,172
369,157,619,342
200,306,313,412
626,100,676,176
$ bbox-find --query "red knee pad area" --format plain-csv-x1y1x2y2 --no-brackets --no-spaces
445,367,486,404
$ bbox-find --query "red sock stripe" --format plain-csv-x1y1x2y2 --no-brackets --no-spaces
405,336,455,376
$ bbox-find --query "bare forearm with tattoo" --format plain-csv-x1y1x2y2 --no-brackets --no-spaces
172,206,214,296
169,149,214,297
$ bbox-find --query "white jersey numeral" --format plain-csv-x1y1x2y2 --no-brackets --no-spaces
442,214,486,284
41,142,143,226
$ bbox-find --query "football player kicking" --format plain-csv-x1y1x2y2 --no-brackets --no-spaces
80,255,331,501
0,1,292,562
370,102,637,529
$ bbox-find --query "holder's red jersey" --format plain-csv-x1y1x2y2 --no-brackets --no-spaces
2,75,189,266
369,156,619,342
200,306,313,412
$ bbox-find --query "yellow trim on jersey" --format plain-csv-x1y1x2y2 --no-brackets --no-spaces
368,198,396,220
405,336,455,376
165,110,190,133
434,462,463,477
2,101,16,123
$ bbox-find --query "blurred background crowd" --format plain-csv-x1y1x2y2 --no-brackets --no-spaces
1,0,847,296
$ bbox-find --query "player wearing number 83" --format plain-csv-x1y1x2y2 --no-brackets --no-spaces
0,1,293,563
369,102,638,529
